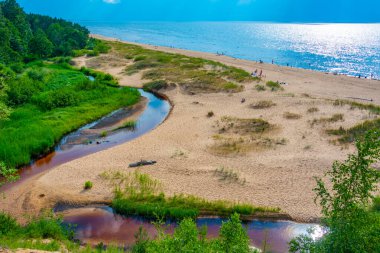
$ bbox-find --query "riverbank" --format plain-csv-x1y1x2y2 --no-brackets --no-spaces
1,36,380,223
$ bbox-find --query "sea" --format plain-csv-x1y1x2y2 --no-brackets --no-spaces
81,22,380,79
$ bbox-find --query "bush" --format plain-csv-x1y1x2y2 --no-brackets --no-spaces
33,88,81,110
27,68,45,82
250,100,276,109
207,111,215,118
7,77,42,106
0,213,19,236
84,181,93,190
255,84,266,91
266,81,283,91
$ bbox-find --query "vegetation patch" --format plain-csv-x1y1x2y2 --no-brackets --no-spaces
311,113,344,126
250,100,276,109
101,171,279,220
114,120,137,131
307,107,319,113
327,119,380,143
266,81,283,91
107,41,255,94
0,63,140,168
214,167,246,185
255,84,266,91
142,80,169,92
217,116,272,135
283,112,302,120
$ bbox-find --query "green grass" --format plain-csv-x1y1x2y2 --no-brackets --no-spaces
102,171,280,220
142,80,168,92
84,181,93,190
0,63,140,168
266,81,283,91
114,120,137,131
327,119,380,143
107,41,255,94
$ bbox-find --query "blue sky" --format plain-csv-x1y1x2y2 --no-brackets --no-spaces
17,0,380,23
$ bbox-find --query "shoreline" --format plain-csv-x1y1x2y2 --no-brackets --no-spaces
91,34,380,87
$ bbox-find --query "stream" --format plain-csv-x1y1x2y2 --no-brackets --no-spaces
3,89,323,252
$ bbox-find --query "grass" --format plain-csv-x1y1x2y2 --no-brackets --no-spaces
218,116,272,135
84,181,93,190
106,41,255,94
283,112,302,120
327,100,380,143
114,120,137,131
311,113,344,126
142,80,168,92
0,63,140,168
101,171,280,220
327,119,380,143
100,131,108,138
214,167,246,185
266,81,283,91
250,100,276,109
307,107,319,113
255,84,266,91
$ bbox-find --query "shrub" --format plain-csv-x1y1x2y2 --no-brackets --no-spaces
84,181,93,190
7,77,41,106
26,69,45,82
255,84,266,91
266,81,283,91
207,111,215,118
0,213,19,236
250,100,276,109
219,213,251,253
142,80,168,92
33,88,81,110
307,107,319,113
283,112,302,120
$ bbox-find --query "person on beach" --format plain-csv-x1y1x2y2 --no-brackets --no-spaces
259,69,263,77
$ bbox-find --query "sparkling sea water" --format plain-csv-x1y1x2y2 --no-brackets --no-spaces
82,22,380,79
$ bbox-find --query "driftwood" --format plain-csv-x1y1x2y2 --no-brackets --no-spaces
129,160,157,168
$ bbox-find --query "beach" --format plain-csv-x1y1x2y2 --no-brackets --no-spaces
1,34,380,223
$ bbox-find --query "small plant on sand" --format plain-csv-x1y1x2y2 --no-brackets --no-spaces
207,111,215,118
214,167,246,185
311,113,344,126
114,120,137,131
84,181,93,190
100,131,108,138
283,112,302,120
250,100,276,109
266,81,283,91
255,84,266,91
307,107,319,113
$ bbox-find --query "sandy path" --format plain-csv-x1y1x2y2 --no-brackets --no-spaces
1,35,379,223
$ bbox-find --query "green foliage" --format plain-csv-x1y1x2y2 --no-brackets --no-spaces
103,171,279,220
133,214,258,253
327,119,380,144
219,213,251,253
0,64,140,168
114,120,137,131
266,81,283,91
0,0,89,64
33,88,81,110
84,181,93,190
29,28,53,58
0,162,19,187
0,212,19,236
290,130,380,253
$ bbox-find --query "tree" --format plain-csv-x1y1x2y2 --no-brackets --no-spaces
290,130,380,253
29,29,53,58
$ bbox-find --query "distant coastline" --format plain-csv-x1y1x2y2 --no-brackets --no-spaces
84,22,380,79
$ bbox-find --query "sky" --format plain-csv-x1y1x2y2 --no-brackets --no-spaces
16,0,380,23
